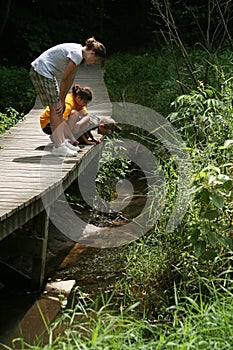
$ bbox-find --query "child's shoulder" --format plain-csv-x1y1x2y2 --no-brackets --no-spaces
65,92,73,102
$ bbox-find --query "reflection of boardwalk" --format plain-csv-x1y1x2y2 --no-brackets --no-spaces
0,63,111,289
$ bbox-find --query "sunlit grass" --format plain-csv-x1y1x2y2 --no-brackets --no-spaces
3,274,233,349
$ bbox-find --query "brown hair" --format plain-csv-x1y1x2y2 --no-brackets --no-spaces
85,37,106,58
99,116,115,132
72,84,93,103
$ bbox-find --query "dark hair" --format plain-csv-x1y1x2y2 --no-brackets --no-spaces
100,116,115,132
72,84,93,103
85,37,106,58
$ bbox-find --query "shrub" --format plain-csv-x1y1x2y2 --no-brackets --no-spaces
104,49,181,116
0,66,36,114
0,107,24,134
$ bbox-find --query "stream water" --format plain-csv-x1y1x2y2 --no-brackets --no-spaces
0,166,148,344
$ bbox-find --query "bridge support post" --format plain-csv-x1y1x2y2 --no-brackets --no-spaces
31,208,50,291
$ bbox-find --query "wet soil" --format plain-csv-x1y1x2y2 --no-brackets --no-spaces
0,167,147,344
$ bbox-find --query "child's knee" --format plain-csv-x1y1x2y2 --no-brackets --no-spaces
70,110,79,118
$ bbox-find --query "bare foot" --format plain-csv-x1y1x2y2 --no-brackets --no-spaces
73,140,79,146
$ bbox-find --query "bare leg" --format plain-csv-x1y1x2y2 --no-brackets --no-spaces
73,116,90,138
67,111,90,139
63,122,79,145
49,105,65,147
66,110,78,131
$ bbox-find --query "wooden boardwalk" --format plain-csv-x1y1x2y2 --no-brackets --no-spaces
0,63,111,290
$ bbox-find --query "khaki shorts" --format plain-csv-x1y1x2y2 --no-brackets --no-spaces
29,68,59,106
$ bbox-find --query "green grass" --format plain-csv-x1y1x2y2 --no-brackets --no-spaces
4,277,233,349
161,282,233,349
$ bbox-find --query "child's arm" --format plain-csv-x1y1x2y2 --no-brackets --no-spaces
79,132,96,145
89,131,101,144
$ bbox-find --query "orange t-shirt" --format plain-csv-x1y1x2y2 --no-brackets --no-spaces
40,93,88,129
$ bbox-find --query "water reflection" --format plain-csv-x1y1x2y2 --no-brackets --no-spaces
53,167,148,293
67,166,148,247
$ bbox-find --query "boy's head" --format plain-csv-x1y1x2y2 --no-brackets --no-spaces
98,117,116,135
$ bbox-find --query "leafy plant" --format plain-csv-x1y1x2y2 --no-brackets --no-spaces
96,136,131,204
189,164,233,259
0,107,24,134
104,50,181,116
168,82,233,147
0,66,36,114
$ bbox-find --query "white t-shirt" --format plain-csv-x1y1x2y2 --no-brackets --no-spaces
31,43,83,79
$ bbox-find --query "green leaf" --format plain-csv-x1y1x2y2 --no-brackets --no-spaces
190,228,200,244
200,189,211,204
194,240,206,258
210,194,224,209
223,179,233,192
202,248,217,261
205,89,214,97
204,210,218,220
218,236,233,250
207,231,217,247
